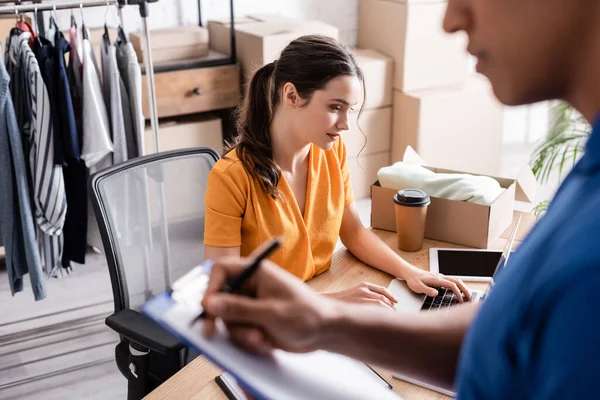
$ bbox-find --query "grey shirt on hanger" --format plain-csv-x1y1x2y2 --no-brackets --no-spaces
101,36,128,164
116,41,145,158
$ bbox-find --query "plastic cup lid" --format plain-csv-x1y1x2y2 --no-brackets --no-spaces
393,189,430,207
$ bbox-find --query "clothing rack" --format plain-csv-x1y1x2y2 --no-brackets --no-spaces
1,0,239,293
2,0,168,284
0,1,241,392
0,0,167,391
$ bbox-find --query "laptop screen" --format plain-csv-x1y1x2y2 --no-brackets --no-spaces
487,216,522,292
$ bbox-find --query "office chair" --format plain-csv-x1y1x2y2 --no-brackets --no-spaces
89,147,220,400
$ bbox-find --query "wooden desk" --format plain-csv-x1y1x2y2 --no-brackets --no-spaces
144,212,535,400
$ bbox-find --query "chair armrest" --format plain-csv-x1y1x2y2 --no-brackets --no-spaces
106,309,185,354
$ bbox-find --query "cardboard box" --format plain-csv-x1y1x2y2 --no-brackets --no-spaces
354,48,394,109
208,16,263,55
392,76,504,176
208,17,339,79
345,106,392,158
144,113,223,155
131,26,209,64
370,150,537,248
348,152,391,199
208,14,300,55
358,0,468,91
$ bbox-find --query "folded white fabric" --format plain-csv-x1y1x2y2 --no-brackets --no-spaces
378,162,504,205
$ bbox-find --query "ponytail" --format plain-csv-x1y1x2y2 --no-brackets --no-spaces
229,61,282,199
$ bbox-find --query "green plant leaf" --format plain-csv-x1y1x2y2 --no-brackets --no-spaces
530,102,591,185
533,200,551,218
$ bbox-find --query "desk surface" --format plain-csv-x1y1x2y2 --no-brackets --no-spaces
144,211,536,400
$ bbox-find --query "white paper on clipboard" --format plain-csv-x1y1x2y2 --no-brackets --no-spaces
143,293,403,400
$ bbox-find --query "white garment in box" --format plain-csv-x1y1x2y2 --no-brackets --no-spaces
378,161,505,205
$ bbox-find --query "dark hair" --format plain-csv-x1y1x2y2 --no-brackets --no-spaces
226,34,365,199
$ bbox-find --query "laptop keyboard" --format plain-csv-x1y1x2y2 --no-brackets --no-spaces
421,287,466,311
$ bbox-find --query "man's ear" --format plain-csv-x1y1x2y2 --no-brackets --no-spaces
282,82,301,108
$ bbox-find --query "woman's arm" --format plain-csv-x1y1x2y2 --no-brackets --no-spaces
339,203,470,299
205,245,241,260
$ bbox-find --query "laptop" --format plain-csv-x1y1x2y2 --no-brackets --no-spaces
388,216,521,313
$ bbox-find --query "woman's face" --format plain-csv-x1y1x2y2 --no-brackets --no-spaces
444,0,598,106
289,75,362,151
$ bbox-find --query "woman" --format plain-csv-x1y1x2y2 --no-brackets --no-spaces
204,35,470,306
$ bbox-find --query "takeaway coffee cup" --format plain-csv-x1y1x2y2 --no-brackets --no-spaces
393,189,431,252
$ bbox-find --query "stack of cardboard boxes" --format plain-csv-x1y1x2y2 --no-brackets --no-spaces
359,0,504,176
345,49,394,198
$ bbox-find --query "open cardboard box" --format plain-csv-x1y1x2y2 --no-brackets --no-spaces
370,147,537,248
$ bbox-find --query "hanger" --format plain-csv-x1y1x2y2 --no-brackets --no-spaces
103,0,111,44
70,8,77,28
80,2,89,40
11,4,23,35
50,1,60,31
117,0,128,44
32,4,42,44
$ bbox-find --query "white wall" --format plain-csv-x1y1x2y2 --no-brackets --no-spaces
43,0,547,145
503,102,550,144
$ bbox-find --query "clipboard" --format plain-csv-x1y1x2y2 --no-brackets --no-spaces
141,261,403,400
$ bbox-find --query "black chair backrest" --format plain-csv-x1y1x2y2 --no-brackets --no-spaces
89,148,219,313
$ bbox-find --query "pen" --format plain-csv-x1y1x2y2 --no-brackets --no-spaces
190,237,282,325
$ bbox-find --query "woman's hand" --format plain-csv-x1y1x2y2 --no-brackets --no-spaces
403,267,472,302
327,282,398,309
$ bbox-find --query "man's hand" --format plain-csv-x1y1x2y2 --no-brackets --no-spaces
201,257,336,354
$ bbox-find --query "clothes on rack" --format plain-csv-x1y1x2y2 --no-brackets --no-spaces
6,30,67,278
0,42,46,301
0,12,145,300
81,28,112,171
16,19,37,47
116,40,144,158
47,19,57,47
33,35,63,165
81,27,112,250
101,32,128,164
68,23,83,134
54,29,88,267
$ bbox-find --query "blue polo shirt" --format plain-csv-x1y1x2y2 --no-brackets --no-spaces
456,116,600,399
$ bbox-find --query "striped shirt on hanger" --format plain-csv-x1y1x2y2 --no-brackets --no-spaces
6,32,67,277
